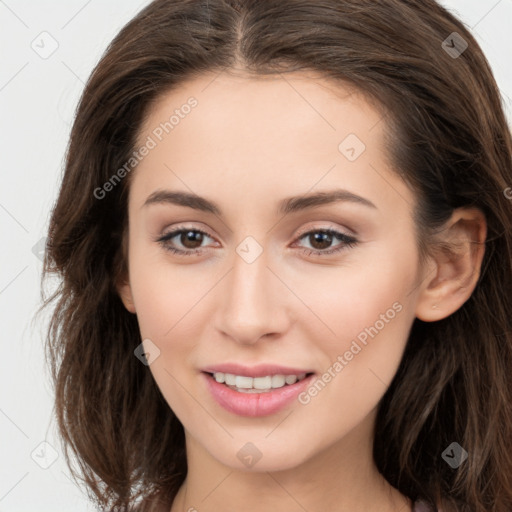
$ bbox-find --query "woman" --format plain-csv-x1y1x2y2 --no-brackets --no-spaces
43,1,512,511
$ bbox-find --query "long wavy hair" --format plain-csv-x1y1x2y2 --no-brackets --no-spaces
42,0,512,510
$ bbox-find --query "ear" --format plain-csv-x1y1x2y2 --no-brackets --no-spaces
114,228,136,313
415,207,486,322
117,279,137,314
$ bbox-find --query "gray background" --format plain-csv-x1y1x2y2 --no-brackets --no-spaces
1,0,511,510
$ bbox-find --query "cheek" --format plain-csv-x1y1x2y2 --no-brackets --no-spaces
292,240,418,410
294,246,416,351
128,237,214,338
293,268,414,441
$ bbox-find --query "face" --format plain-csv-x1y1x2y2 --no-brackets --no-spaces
119,70,427,472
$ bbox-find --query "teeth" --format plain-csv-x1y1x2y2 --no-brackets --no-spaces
224,373,236,386
271,374,285,388
235,376,253,389
253,376,272,390
211,372,309,392
285,375,297,385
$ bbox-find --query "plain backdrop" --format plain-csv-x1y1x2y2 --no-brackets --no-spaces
1,0,511,510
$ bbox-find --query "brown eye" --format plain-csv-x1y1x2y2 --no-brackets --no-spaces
308,231,334,250
157,227,215,255
179,230,205,249
295,228,358,256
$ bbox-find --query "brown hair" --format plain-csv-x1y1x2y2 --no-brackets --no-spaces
42,0,512,510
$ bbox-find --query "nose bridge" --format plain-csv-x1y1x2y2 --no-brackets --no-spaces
215,237,287,344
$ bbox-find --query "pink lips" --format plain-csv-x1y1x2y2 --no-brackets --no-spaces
201,368,315,417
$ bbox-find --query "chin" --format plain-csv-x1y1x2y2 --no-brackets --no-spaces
206,438,313,473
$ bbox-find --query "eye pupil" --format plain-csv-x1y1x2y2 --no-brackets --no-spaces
310,232,332,250
182,230,203,249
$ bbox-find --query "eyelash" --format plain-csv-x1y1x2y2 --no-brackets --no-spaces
156,225,358,257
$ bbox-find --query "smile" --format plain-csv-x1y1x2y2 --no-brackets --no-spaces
211,372,309,392
202,371,316,417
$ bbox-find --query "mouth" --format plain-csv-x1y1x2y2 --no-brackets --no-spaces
203,371,314,393
201,370,317,417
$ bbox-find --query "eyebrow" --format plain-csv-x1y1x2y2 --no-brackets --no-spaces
142,189,377,215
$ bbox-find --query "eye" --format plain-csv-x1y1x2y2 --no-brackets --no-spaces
293,228,358,256
157,226,216,256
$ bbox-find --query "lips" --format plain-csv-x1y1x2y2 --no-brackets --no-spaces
201,363,316,417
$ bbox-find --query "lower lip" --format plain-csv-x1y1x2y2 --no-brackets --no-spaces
202,372,315,417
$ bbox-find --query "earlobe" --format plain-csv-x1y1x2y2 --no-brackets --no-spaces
117,281,137,314
415,207,486,322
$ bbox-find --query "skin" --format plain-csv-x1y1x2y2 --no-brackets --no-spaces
118,69,486,512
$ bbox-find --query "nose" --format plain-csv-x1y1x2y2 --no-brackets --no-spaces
214,244,291,345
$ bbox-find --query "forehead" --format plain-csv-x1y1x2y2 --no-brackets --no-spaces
136,69,385,149
129,70,410,218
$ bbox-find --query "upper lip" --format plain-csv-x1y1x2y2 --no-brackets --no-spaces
201,363,315,378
